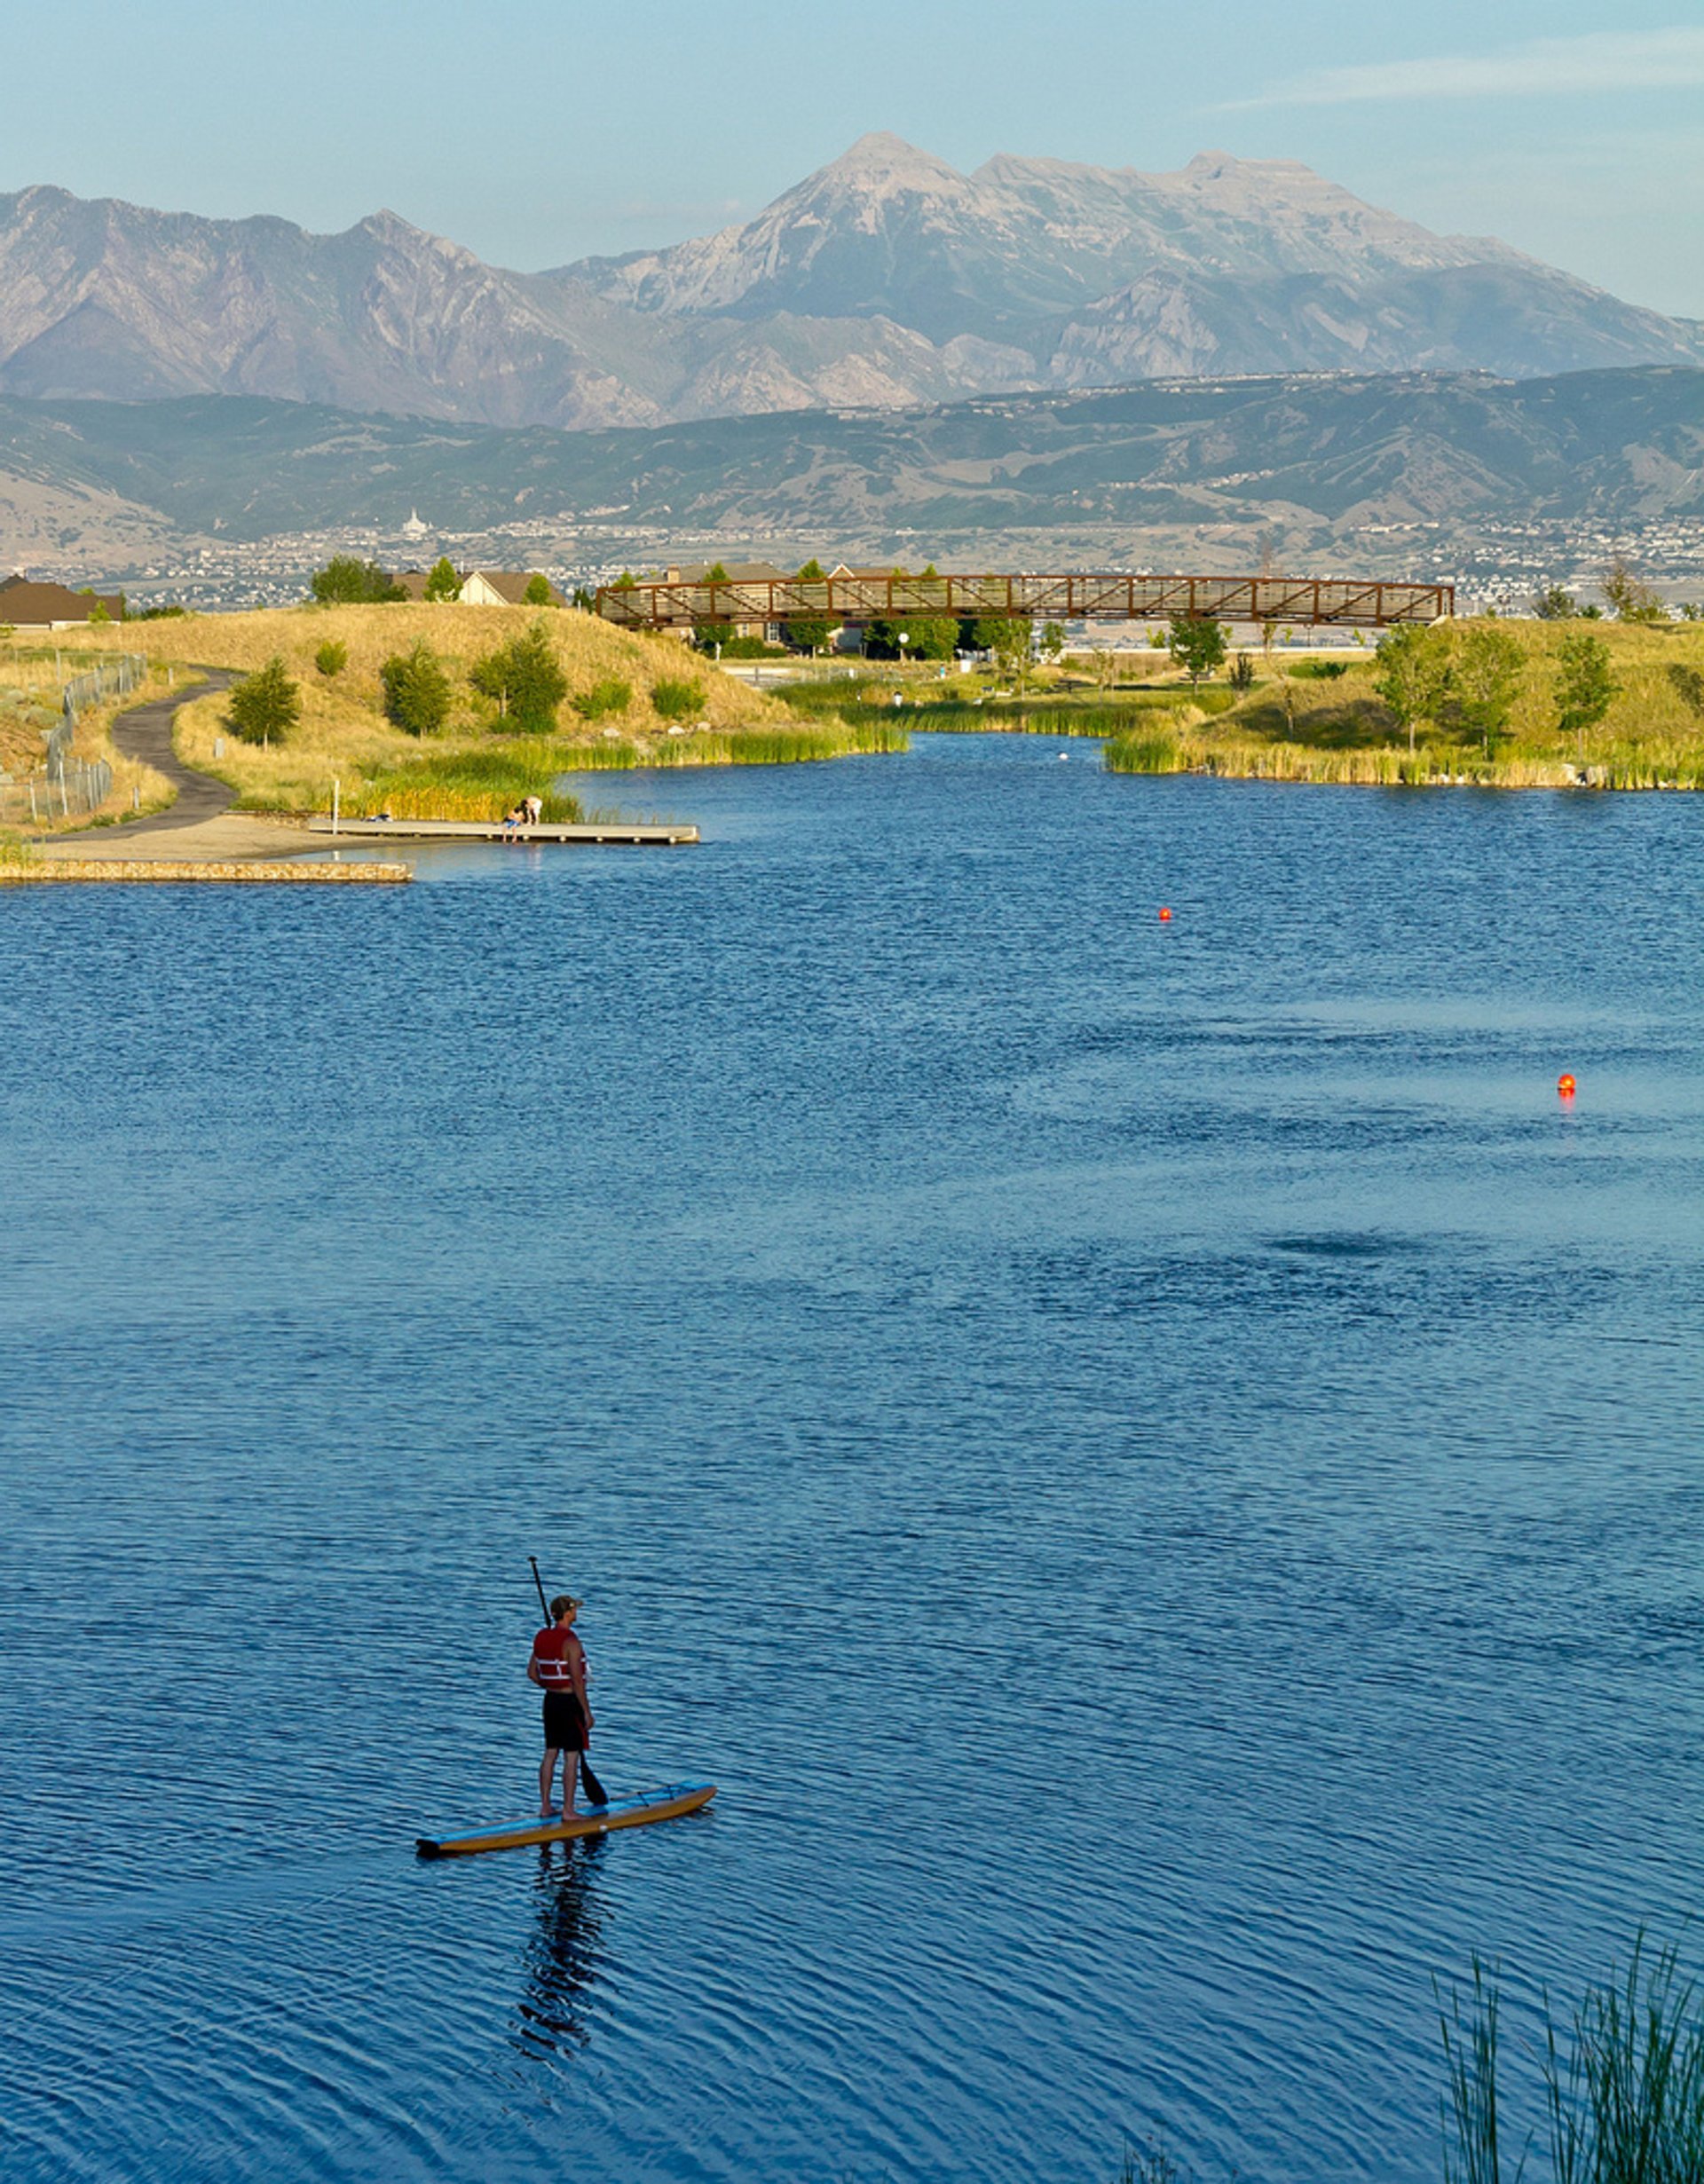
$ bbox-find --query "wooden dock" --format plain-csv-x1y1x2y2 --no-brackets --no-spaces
306,818,698,847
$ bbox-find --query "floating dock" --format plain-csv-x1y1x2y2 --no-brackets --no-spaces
308,818,698,846
3,859,412,885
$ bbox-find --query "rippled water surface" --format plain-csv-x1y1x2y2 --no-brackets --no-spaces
3,735,1701,2184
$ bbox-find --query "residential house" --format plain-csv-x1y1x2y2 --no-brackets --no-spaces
460,570,566,608
392,568,565,606
0,574,125,629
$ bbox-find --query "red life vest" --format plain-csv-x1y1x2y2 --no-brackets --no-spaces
533,1626,580,1689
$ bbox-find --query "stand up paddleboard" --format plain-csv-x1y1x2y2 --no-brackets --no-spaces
416,1781,715,1859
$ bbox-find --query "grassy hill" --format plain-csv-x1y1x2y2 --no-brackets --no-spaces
64,603,907,819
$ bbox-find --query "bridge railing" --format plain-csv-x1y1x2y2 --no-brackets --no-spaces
595,572,1455,632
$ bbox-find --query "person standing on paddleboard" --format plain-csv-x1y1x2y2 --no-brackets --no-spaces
528,1594,593,1819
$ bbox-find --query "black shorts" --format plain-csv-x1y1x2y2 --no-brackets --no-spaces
542,1691,587,1751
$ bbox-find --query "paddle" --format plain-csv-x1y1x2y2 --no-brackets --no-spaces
529,1556,609,1809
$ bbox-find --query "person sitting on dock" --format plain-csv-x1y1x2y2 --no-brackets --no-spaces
528,1593,593,1818
501,802,527,831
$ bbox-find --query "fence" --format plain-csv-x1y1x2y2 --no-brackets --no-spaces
0,758,114,826
0,651,144,828
60,652,146,723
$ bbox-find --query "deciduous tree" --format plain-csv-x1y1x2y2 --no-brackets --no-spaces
1601,555,1666,624
1556,632,1617,764
423,557,462,603
311,556,404,604
228,655,300,747
1454,625,1526,756
523,573,555,607
379,640,453,736
1534,583,1578,620
469,621,568,729
1372,624,1452,755
1167,614,1227,694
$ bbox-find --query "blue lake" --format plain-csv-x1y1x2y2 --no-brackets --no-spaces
2,732,1700,2183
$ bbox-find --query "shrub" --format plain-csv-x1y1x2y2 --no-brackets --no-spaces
379,640,454,736
227,655,300,747
314,641,348,678
572,678,632,722
651,676,705,720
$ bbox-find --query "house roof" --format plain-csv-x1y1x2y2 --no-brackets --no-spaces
394,567,465,601
663,562,788,585
0,578,123,625
466,569,565,605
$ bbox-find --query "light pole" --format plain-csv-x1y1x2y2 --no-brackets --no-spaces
897,629,910,666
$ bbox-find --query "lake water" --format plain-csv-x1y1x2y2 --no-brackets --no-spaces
3,733,1700,2184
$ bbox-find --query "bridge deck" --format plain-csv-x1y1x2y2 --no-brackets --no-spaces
596,571,1453,633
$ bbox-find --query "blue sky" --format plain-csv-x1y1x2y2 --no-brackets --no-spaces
6,1,1701,317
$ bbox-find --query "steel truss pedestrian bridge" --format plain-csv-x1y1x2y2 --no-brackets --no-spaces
594,570,1455,634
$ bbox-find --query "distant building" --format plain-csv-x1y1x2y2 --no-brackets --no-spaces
399,509,430,542
0,574,125,629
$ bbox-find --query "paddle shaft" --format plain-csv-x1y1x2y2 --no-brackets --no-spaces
529,1557,608,1808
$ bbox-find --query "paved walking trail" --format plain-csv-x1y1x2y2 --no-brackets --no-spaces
39,674,321,861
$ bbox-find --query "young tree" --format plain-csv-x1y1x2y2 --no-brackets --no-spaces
1229,651,1256,692
311,556,404,604
228,655,300,747
1555,632,1618,764
379,640,453,736
973,616,1030,679
1167,614,1227,694
523,572,555,607
422,557,462,603
1455,625,1526,756
315,641,348,678
470,621,568,729
1534,583,1578,620
1038,620,1067,666
1600,554,1666,625
1372,623,1452,755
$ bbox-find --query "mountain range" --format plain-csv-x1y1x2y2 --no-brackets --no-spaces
3,135,1701,430
3,367,1699,573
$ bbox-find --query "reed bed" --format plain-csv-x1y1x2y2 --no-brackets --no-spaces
560,720,911,769
354,744,584,824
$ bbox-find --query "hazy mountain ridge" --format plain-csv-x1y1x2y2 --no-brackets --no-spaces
3,367,1698,568
1,140,1700,430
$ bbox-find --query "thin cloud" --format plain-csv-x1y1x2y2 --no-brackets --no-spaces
1225,26,1704,109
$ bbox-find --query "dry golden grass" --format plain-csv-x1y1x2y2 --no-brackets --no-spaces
66,603,788,812
0,635,179,829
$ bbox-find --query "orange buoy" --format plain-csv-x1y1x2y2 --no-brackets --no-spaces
1158,906,1172,922
1558,1073,1577,1099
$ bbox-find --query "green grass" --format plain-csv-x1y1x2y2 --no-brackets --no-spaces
562,720,911,769
1441,1936,1704,2184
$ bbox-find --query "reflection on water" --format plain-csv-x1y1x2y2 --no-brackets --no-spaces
514,1837,608,2060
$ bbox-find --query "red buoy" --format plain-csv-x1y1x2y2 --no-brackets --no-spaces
1158,906,1172,922
1558,1073,1577,1099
